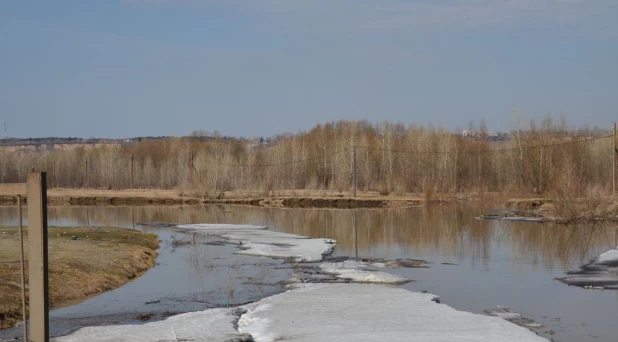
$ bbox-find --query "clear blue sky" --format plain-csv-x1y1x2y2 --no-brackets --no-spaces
1,0,617,139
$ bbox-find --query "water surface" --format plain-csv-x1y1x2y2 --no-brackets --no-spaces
1,204,617,342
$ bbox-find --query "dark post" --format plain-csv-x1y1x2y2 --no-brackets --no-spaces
131,154,135,190
352,145,357,198
27,172,49,342
353,209,358,259
612,122,616,197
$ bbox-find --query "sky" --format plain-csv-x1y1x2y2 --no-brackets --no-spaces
1,0,617,139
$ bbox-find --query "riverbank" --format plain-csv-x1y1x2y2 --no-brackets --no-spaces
3,188,618,221
0,227,159,330
503,197,618,222
0,188,493,208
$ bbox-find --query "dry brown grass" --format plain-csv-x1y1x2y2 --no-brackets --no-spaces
49,188,183,198
0,226,159,330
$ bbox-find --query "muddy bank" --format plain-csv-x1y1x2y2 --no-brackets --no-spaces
0,227,159,330
0,192,417,209
483,198,618,223
0,195,201,206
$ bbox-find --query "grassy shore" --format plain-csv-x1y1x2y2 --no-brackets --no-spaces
0,226,159,330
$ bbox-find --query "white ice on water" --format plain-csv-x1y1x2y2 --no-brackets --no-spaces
319,260,410,284
559,246,618,289
595,247,618,264
176,223,336,262
52,308,249,342
176,223,269,231
53,223,546,341
55,283,547,342
238,283,547,342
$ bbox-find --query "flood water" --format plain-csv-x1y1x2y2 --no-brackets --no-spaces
1,204,618,342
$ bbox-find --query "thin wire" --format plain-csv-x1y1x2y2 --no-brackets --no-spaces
17,195,28,342
356,135,611,155
223,149,348,167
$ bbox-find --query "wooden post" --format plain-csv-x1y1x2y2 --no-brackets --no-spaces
612,122,616,197
352,145,357,198
131,154,135,190
17,195,28,342
27,172,49,342
353,209,358,259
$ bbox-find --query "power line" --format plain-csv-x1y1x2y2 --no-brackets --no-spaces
356,135,611,155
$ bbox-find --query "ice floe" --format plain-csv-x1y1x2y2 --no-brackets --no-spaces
176,223,269,231
318,260,411,284
52,307,251,342
558,246,618,289
52,270,546,342
485,306,543,329
54,284,547,342
476,215,545,222
238,283,547,342
175,223,336,262
596,247,618,264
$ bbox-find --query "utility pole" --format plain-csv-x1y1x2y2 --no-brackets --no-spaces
352,145,357,198
131,154,134,189
614,122,616,197
190,153,194,186
85,157,89,189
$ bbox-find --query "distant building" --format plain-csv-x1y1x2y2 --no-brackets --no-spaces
461,130,485,138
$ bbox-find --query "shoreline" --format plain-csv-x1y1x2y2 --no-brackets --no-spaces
0,188,503,208
2,188,618,222
0,227,159,330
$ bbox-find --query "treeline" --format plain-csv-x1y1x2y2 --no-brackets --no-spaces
0,116,613,197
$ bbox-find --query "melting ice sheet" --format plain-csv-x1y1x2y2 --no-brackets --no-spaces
51,307,251,342
55,283,547,342
319,260,411,284
558,246,618,289
177,224,336,262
